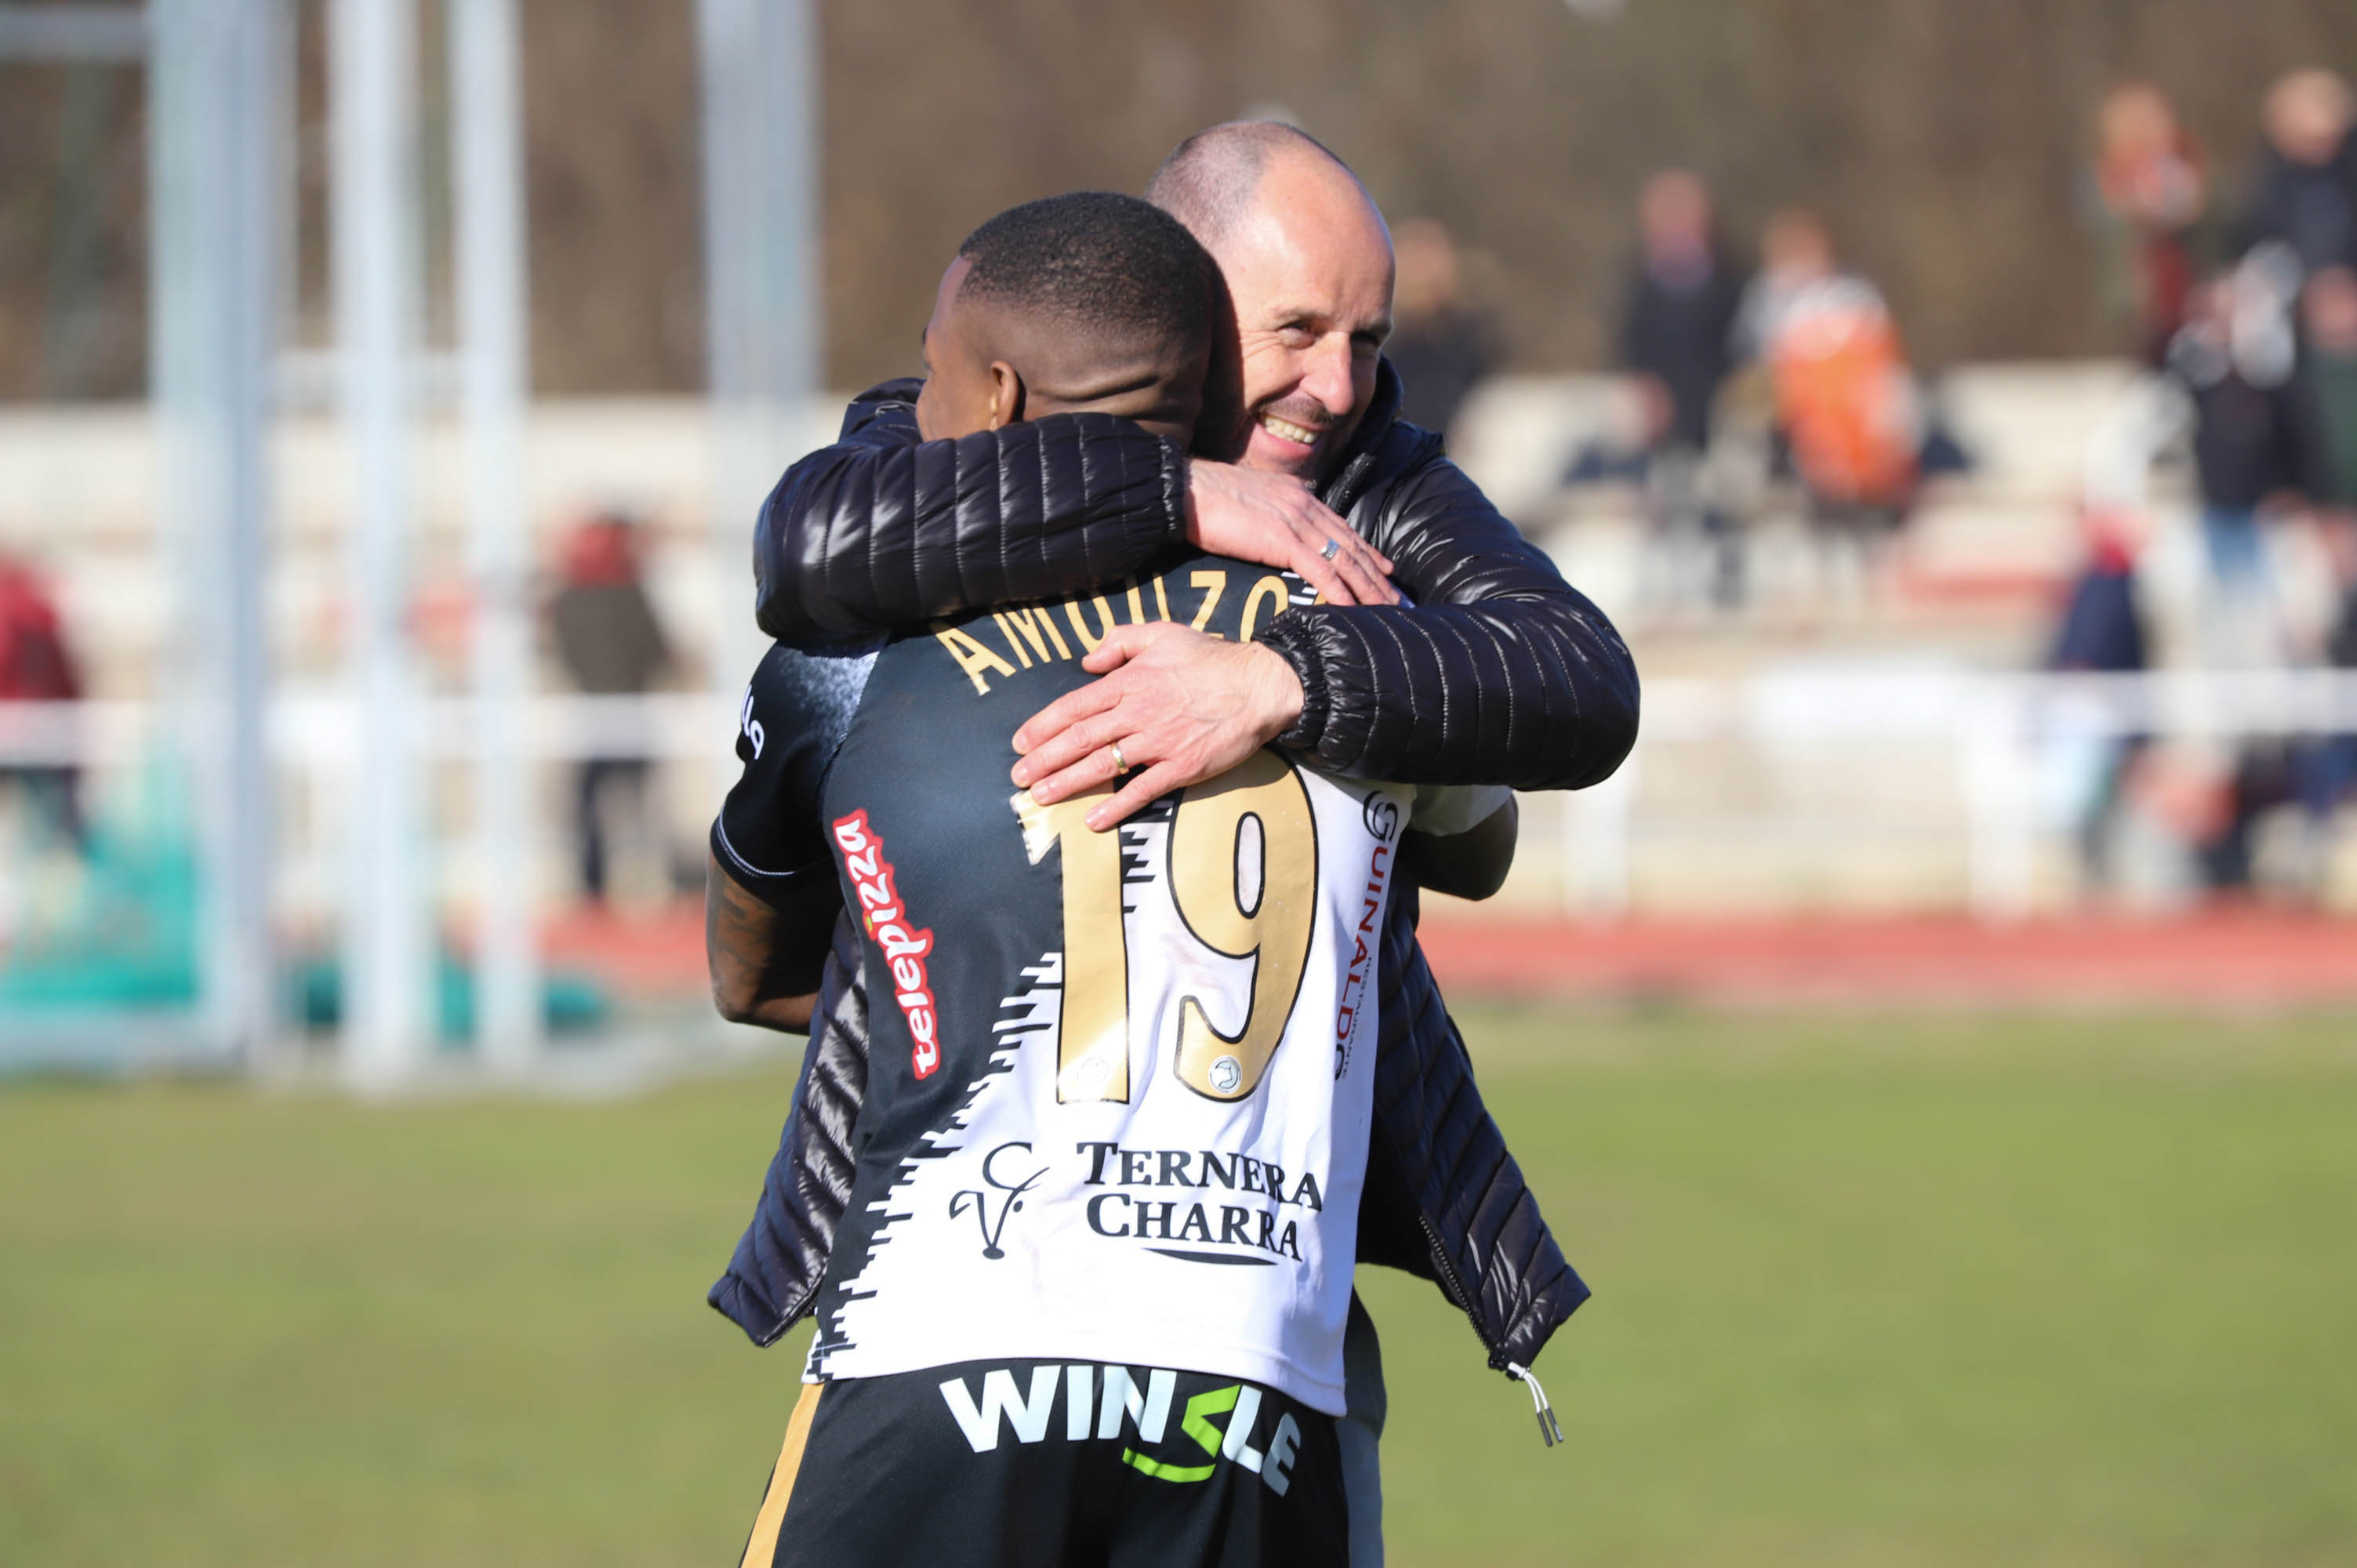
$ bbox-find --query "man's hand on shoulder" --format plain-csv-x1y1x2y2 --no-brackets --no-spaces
1186,460,1399,608
1010,622,1305,831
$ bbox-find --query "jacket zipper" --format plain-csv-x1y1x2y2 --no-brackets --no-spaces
1418,1212,1563,1449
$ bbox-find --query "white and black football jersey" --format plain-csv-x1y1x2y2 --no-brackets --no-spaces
715,552,1455,1416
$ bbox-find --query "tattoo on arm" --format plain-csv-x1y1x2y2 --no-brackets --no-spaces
706,850,829,1033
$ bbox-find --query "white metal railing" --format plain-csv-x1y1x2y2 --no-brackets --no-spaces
0,693,741,770
1564,669,2357,920
8,670,2357,929
1636,669,2357,746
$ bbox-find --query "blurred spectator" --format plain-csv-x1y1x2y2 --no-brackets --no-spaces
2049,517,2151,674
0,555,85,854
2094,82,2207,366
2300,265,2357,511
1619,171,1745,454
2043,511,2151,890
1616,169,1748,609
2296,522,2357,858
1384,218,1495,441
548,511,670,907
2163,256,2341,895
2164,270,2329,595
2237,69,2357,278
1737,209,1919,550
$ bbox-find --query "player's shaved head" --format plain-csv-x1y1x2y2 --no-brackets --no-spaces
957,192,1220,380
916,191,1222,444
1144,120,1371,249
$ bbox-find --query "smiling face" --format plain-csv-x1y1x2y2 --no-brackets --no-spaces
1199,151,1395,481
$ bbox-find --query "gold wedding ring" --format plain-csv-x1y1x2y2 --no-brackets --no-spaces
1108,741,1128,774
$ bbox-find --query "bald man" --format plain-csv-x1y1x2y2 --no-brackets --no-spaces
718,125,1627,1565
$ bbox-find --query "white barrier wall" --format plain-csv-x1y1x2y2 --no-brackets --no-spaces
5,374,2353,969
0,397,844,707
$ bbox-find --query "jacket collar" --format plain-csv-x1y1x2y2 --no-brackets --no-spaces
1317,357,1442,516
843,377,924,442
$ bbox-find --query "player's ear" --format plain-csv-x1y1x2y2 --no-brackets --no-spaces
986,361,1025,429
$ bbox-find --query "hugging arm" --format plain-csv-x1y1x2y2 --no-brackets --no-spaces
753,383,1188,644
1400,797,1519,903
706,641,870,1034
1028,452,1643,815
706,851,839,1033
1255,452,1640,790
755,375,1638,797
752,382,1393,646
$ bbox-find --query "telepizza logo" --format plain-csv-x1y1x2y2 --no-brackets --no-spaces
832,809,940,1079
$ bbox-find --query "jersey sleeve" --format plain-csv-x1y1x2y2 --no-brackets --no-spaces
710,641,870,905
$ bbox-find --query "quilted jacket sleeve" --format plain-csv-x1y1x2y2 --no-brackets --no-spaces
1254,450,1640,791
752,377,1638,793
707,909,868,1346
752,380,1190,644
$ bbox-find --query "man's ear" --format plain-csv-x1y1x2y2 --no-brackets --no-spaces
986,361,1026,429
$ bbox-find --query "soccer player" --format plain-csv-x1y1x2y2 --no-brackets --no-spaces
711,191,1513,1566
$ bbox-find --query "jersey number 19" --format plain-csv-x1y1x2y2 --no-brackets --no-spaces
1014,750,1318,1104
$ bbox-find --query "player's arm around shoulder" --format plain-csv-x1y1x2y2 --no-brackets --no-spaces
706,854,835,1033
1374,455,1582,604
1399,790,1518,903
1262,453,1640,792
705,643,865,1031
752,380,1189,645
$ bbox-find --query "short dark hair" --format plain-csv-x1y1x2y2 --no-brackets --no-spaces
1145,120,1363,245
955,191,1221,365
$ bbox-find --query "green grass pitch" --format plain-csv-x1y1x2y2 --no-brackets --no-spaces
4,1008,2354,1566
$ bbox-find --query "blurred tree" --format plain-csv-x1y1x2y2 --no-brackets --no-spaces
0,0,2353,397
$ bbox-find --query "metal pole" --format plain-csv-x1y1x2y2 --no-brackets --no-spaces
452,0,539,1070
270,0,301,360
148,0,278,1064
332,0,432,1081
697,0,819,700
1961,681,2036,923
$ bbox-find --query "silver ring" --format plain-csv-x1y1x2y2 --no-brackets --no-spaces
1320,536,1342,561
1108,741,1128,774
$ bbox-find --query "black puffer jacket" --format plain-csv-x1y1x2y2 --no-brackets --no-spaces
715,363,1633,1377
754,365,1638,789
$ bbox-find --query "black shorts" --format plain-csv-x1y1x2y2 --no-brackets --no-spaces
737,1359,1348,1568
